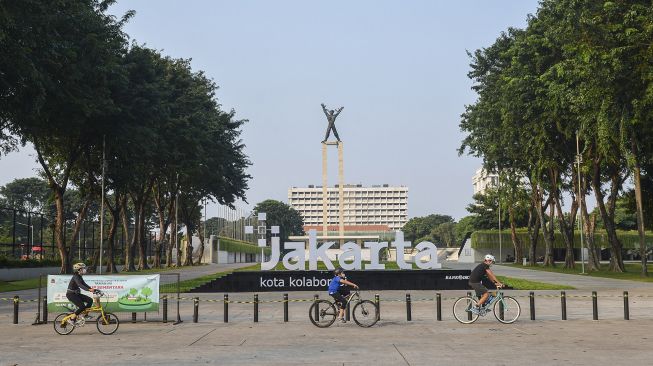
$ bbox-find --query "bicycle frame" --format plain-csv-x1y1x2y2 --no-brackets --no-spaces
61,293,111,324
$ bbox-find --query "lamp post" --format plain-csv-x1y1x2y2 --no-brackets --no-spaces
576,131,586,274
16,222,33,258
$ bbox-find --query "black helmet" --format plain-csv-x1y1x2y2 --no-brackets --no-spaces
334,268,344,275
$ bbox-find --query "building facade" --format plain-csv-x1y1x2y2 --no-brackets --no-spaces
288,184,408,231
472,168,499,195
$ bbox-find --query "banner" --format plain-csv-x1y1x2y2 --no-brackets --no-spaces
47,275,160,313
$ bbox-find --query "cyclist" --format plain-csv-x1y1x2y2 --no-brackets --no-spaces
66,263,97,324
328,268,359,323
468,254,503,314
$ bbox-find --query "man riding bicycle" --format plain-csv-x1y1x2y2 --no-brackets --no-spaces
328,268,358,323
66,263,97,324
468,254,503,314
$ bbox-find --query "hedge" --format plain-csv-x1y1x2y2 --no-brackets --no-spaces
216,236,272,255
471,229,653,250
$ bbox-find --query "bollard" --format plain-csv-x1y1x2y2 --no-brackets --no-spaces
406,293,412,321
561,291,567,320
224,294,229,323
254,294,259,323
283,294,289,322
132,312,136,323
162,296,168,323
467,291,472,321
498,299,505,321
592,291,598,320
13,296,19,324
529,292,535,321
193,297,199,323
436,293,442,321
375,294,380,320
623,291,629,320
313,294,319,322
42,296,48,324
345,301,351,321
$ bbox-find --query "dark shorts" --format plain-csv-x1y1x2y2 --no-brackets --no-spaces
469,282,488,298
330,292,347,309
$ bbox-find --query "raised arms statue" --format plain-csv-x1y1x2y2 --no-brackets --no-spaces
321,103,344,142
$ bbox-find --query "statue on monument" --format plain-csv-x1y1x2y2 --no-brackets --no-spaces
321,103,344,143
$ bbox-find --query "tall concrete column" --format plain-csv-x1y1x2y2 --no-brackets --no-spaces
338,142,345,239
322,142,328,236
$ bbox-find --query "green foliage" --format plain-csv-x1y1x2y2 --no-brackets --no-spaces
402,214,454,243
217,237,271,255
471,230,653,250
253,200,304,242
129,288,138,296
0,256,60,268
141,287,153,299
0,178,51,212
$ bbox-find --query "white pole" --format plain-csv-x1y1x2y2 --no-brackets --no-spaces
577,131,585,274
98,135,105,275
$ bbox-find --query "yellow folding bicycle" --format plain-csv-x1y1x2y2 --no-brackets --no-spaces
54,290,120,335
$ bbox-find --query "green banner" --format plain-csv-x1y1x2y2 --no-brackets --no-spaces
47,275,160,313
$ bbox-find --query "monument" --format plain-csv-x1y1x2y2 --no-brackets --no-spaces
320,103,345,239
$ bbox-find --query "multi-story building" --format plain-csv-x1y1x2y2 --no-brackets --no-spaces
472,168,499,195
288,184,408,231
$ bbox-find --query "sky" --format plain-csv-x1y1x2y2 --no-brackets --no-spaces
0,0,542,220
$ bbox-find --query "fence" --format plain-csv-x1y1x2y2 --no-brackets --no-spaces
4,289,653,325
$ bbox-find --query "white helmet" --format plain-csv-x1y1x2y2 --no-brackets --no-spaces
484,254,495,263
73,263,87,272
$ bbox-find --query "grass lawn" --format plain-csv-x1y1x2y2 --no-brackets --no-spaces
496,275,574,290
162,264,260,293
505,263,653,282
0,277,44,293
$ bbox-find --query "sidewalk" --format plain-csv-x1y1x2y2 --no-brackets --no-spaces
446,261,653,291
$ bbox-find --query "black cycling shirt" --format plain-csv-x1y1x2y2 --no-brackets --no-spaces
469,262,490,283
67,272,91,293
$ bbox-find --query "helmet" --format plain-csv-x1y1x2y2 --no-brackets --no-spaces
334,268,344,275
73,263,87,272
484,254,495,263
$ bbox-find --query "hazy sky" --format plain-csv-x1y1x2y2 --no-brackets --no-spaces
0,0,541,220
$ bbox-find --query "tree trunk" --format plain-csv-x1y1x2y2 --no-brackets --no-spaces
508,207,522,263
591,159,625,272
579,171,600,271
53,188,70,274
534,182,555,266
135,200,149,270
105,201,119,273
183,220,194,266
197,217,206,264
120,195,136,272
633,161,648,277
527,194,540,266
153,183,172,269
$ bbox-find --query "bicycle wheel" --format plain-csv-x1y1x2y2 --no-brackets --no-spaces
96,312,120,335
452,296,480,324
309,300,337,328
493,296,520,324
352,300,379,327
53,313,75,335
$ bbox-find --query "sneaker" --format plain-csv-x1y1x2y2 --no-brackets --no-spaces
340,318,347,323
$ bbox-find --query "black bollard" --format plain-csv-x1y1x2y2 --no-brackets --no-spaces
13,296,19,324
436,293,442,321
283,294,289,322
623,291,629,320
224,294,229,323
375,294,380,320
406,293,412,321
529,292,535,321
499,299,505,321
254,294,259,323
467,291,472,321
561,291,567,320
592,291,598,320
132,312,136,323
42,296,48,324
193,297,199,323
162,296,168,323
313,294,319,322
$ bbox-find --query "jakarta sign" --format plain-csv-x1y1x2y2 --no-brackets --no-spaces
261,230,441,271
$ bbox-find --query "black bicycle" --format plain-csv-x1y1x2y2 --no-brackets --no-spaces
309,290,379,328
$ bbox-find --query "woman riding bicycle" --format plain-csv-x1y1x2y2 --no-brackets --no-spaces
66,263,97,324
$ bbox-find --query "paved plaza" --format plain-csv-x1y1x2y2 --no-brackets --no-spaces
3,264,653,365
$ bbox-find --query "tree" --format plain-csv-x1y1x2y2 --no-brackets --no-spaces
253,200,304,243
432,222,457,247
0,178,50,212
402,214,454,244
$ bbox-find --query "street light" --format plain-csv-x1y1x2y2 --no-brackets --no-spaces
16,222,33,258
